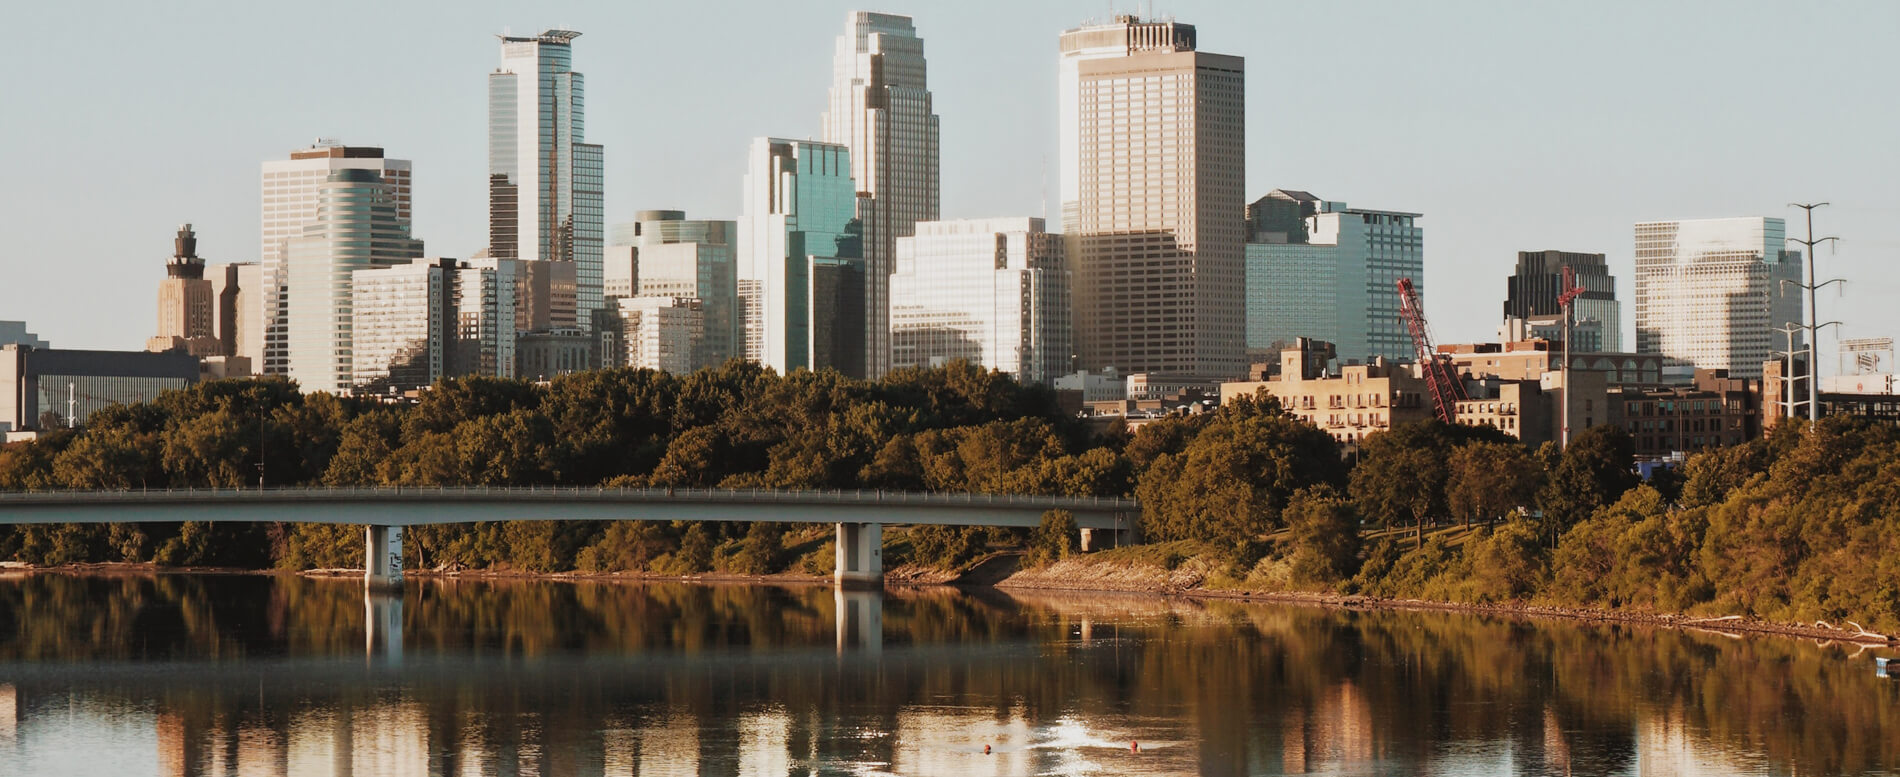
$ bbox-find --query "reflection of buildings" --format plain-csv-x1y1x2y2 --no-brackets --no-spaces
1278,681,1373,774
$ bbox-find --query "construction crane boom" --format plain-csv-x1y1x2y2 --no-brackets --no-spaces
1396,278,1466,424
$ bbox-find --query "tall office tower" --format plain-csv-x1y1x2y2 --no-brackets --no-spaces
738,138,865,376
823,11,940,379
1243,190,1423,365
611,210,739,370
147,224,222,357
455,259,518,378
260,142,411,375
351,259,450,394
283,169,424,394
230,263,264,366
1502,250,1622,352
489,29,604,332
1060,16,1246,380
1634,217,1801,380
891,218,1073,384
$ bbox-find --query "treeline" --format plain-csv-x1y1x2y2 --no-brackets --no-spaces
3,363,1898,633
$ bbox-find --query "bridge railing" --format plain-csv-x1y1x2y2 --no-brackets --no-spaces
0,485,1137,512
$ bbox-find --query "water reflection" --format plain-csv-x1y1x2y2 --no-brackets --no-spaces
0,573,1895,775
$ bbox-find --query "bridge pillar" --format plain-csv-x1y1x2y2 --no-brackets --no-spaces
1079,524,1136,552
834,522,883,588
365,525,403,590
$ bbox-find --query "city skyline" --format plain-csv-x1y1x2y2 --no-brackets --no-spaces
2,1,1895,376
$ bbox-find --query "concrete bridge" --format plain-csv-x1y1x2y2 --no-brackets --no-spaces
0,486,1139,587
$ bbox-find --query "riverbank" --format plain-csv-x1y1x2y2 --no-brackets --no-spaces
6,557,1894,647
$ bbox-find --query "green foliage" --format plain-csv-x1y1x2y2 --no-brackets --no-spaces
1283,485,1360,586
1136,402,1343,543
1535,425,1638,542
1446,440,1540,527
1026,510,1080,568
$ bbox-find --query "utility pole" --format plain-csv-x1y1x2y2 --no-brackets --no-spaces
1786,203,1843,424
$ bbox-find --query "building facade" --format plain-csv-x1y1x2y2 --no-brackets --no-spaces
609,210,739,370
1062,16,1246,381
1634,217,1801,380
351,259,451,394
488,29,604,331
1245,190,1424,365
738,138,864,376
516,329,592,380
0,322,49,349
260,142,411,375
599,296,703,374
283,169,424,394
823,12,940,378
891,217,1072,384
2,345,198,432
1503,250,1622,353
1219,339,1432,444
1611,369,1761,459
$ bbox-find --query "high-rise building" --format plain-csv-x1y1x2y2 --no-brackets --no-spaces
738,137,864,376
454,259,518,378
351,259,450,394
283,168,424,394
609,210,739,370
891,217,1073,384
229,263,264,367
1634,217,1801,380
1244,190,1423,365
260,142,412,375
599,296,704,374
823,12,940,378
1061,16,1246,380
147,224,221,357
0,322,49,349
1503,250,1622,352
488,29,604,332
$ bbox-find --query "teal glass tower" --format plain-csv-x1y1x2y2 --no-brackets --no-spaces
737,138,864,375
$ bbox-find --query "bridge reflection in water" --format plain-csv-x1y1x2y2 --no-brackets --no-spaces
1,575,1895,776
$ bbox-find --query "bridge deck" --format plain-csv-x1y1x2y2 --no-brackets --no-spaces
0,487,1138,530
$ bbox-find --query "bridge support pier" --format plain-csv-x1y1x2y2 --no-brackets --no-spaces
1079,524,1136,552
834,522,883,588
365,525,403,590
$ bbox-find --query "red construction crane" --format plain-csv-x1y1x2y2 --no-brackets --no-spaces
1396,278,1467,424
1557,265,1586,447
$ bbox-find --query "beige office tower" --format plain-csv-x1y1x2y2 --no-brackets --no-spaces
260,142,411,375
148,224,222,357
283,169,424,394
822,11,940,379
1060,16,1246,380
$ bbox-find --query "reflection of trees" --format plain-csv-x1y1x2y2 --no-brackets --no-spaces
2,576,1896,775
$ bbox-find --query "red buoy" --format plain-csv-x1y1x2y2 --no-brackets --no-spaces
983,744,992,755
1131,740,1141,753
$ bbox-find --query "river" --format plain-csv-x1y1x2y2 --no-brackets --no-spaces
0,573,1894,776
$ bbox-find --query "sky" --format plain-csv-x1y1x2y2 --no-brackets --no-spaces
2,0,1895,373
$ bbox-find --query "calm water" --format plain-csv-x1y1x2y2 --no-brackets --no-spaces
0,574,1895,776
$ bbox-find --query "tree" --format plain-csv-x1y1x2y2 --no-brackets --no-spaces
1350,422,1461,544
1136,408,1343,543
1446,440,1540,528
1284,485,1361,586
1535,425,1638,544
1026,510,1079,567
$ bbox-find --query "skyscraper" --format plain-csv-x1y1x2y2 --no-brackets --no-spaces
891,218,1073,385
608,210,739,370
489,29,604,331
1634,217,1801,380
1060,16,1246,380
352,259,450,394
822,12,940,378
1244,190,1423,365
283,168,424,394
738,138,863,376
260,142,411,375
1503,250,1622,352
147,224,221,357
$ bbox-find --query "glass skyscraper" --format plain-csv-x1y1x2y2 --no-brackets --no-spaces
283,169,424,394
891,218,1073,385
823,12,940,378
1634,217,1801,380
608,211,739,371
738,138,862,376
1244,190,1423,366
1503,250,1622,353
489,29,604,332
